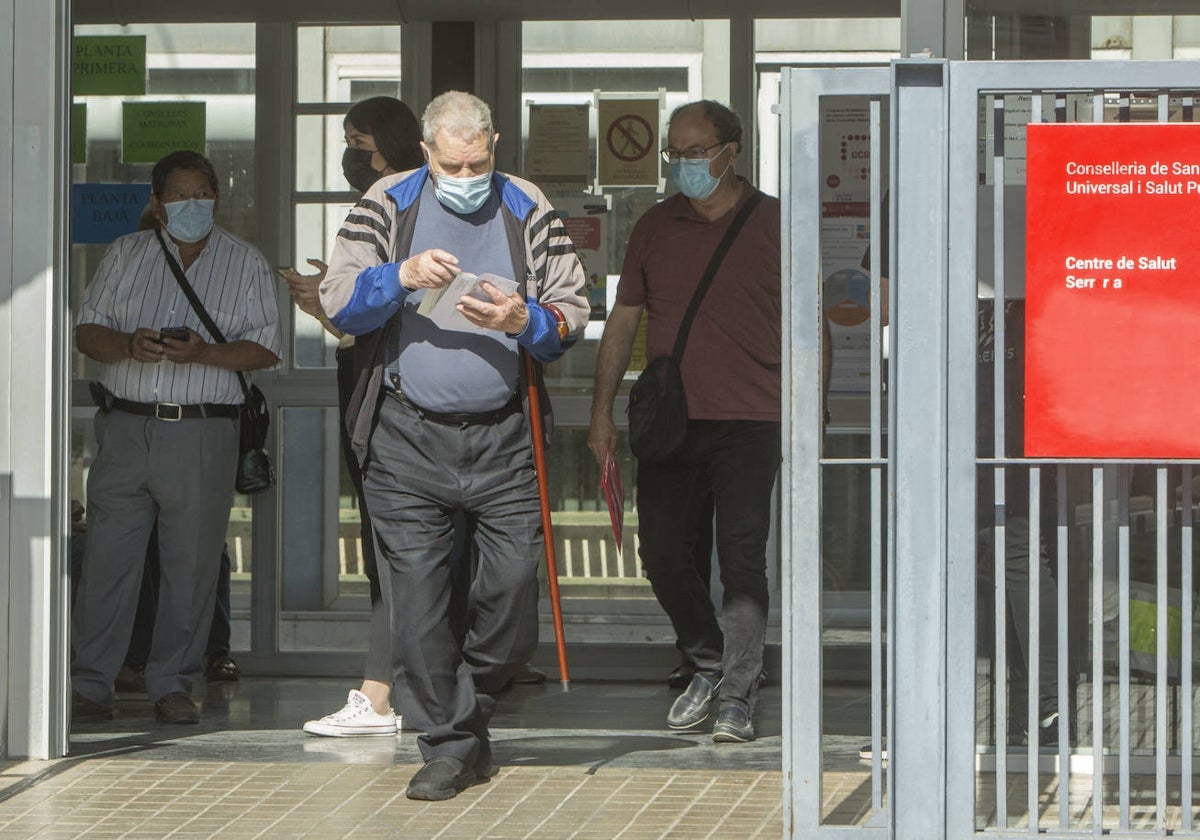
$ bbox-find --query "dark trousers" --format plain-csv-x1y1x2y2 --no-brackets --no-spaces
124,532,232,669
637,419,781,713
976,516,1059,722
364,392,541,766
336,346,391,684
336,348,473,696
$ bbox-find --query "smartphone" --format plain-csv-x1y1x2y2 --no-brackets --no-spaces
159,326,190,342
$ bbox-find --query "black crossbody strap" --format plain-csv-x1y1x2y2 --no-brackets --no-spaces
154,229,252,403
670,188,764,363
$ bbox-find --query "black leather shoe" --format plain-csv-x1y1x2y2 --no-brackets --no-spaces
71,691,114,723
405,756,478,801
667,663,695,690
667,671,722,730
712,704,755,743
205,655,240,682
155,692,200,724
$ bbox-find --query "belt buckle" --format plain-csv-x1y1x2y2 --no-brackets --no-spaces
155,402,183,422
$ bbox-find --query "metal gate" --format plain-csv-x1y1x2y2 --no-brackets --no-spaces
781,59,1200,839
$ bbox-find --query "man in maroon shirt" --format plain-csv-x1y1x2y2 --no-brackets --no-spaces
588,100,782,743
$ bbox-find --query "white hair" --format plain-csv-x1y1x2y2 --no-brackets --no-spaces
422,91,494,147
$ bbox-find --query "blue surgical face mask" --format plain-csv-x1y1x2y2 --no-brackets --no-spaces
433,170,493,215
163,198,216,243
670,145,731,200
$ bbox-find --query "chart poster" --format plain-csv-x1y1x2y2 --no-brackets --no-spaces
72,183,152,244
527,104,590,188
597,97,659,187
73,35,146,96
122,102,206,163
821,218,874,395
1025,123,1200,457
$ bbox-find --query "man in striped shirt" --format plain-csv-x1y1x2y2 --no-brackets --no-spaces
321,91,588,801
71,150,281,726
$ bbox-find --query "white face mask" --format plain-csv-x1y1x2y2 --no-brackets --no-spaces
162,198,215,243
670,145,731,200
433,170,493,215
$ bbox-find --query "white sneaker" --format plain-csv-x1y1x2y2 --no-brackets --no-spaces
303,690,399,737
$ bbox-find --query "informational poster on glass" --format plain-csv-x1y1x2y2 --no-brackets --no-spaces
551,192,610,324
72,183,152,244
819,99,880,218
1025,123,1200,457
978,94,1032,187
596,93,663,188
73,35,146,96
526,103,590,189
819,97,886,396
121,102,206,164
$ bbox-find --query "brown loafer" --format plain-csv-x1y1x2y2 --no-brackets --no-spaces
114,664,146,694
71,691,114,723
154,692,199,724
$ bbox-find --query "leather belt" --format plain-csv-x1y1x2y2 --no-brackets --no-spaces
390,388,520,428
111,397,240,422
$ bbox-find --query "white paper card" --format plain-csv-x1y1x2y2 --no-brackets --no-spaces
416,271,519,334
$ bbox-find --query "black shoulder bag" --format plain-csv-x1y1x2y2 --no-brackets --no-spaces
627,189,764,465
155,230,274,494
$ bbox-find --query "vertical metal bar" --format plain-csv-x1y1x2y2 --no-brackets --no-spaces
947,57,983,840
1118,467,1130,829
991,93,1009,827
890,58,950,840
1093,91,1105,125
1057,465,1071,831
1183,464,1194,831
1027,91,1046,840
1156,467,1168,833
1092,466,1105,837
1028,466,1041,834
868,97,885,817
1158,91,1169,124
869,98,883,464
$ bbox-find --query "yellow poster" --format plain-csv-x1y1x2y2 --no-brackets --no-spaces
526,104,589,188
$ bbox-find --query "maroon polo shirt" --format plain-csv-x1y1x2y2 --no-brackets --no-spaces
615,179,781,421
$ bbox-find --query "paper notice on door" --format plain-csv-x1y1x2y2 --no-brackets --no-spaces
416,271,519,334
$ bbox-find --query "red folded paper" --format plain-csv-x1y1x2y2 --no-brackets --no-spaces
600,450,624,556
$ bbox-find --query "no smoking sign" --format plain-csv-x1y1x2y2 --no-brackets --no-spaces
606,114,653,162
597,97,660,187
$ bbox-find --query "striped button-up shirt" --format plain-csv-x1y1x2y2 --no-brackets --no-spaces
76,227,281,405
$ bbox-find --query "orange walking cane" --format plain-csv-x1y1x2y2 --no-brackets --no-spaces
523,351,570,689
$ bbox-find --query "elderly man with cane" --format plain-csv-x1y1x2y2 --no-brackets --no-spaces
321,90,588,801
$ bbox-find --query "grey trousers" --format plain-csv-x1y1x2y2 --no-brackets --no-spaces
71,409,238,706
364,392,542,766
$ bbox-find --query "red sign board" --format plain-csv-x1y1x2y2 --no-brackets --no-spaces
1025,123,1200,458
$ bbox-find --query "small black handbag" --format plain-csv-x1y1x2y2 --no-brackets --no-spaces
627,190,763,465
155,230,275,494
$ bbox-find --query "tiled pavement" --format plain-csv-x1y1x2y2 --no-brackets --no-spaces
0,679,794,839
0,758,785,839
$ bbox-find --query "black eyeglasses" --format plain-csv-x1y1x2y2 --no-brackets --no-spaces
660,142,726,164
